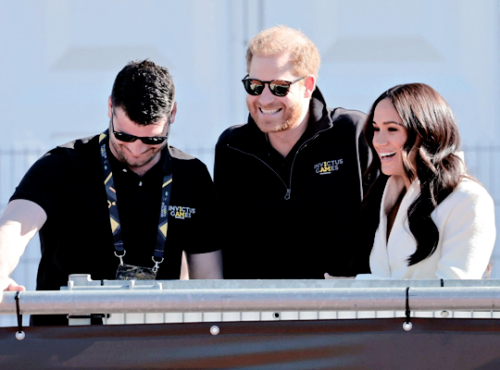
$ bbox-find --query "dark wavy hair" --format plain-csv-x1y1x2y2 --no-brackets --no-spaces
111,59,175,125
361,83,466,266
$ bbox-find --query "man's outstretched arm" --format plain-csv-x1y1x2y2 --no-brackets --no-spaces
187,250,223,279
0,199,46,299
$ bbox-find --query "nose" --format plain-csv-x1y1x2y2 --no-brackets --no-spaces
126,139,148,156
372,130,387,148
257,84,276,105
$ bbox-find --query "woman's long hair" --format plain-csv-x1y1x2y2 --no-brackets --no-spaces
361,83,465,266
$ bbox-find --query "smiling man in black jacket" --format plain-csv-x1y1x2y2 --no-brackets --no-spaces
215,26,371,279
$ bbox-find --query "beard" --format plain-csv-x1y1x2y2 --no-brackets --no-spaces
109,138,166,169
248,99,304,134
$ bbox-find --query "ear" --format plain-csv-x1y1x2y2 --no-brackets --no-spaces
303,75,316,99
168,102,177,125
107,97,113,119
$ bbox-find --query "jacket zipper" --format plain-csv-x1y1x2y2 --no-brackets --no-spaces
227,126,330,201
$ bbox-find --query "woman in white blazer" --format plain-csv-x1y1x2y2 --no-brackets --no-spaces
356,83,495,279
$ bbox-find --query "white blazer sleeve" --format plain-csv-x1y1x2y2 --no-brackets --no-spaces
435,183,496,279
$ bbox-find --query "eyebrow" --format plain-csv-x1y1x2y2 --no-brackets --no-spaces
372,120,404,125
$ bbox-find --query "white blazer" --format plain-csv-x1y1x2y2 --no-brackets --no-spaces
358,176,496,279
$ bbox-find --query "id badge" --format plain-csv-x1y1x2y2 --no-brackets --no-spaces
115,263,157,280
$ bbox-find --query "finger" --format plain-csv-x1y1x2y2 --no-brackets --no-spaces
0,280,25,304
324,272,331,279
6,280,26,292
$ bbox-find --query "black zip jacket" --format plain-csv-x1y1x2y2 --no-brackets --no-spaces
214,88,370,279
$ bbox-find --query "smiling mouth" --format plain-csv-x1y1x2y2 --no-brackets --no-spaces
259,107,282,115
379,152,396,159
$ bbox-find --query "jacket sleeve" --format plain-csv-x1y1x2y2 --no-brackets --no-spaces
214,129,239,212
213,138,227,201
213,129,242,277
435,183,496,279
333,108,372,197
354,112,373,195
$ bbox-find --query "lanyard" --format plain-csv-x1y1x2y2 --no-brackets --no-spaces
98,131,173,273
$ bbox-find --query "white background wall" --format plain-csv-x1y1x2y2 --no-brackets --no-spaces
1,0,498,152
0,0,499,325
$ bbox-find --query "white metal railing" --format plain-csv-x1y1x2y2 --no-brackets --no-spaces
1,275,500,326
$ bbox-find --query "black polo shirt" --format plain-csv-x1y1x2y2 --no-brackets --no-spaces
11,132,220,325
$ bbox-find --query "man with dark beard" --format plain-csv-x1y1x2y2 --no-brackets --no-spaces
0,60,222,325
214,26,370,279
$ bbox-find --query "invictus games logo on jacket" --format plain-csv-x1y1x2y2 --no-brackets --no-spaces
314,159,343,175
169,205,196,219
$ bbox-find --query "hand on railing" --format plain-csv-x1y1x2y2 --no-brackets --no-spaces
0,278,25,303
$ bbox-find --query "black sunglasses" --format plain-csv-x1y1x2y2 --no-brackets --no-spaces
241,75,306,97
111,114,168,145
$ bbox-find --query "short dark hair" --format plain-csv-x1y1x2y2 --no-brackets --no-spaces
111,59,175,125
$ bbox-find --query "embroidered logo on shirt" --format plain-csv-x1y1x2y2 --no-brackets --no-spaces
314,159,343,175
169,205,196,219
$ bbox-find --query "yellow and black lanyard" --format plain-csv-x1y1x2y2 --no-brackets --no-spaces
99,131,173,277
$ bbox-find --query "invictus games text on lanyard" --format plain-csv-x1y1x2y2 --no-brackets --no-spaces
99,131,173,280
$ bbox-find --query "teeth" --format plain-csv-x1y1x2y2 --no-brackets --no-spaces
380,152,396,158
260,108,280,114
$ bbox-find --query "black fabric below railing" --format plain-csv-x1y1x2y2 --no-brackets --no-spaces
0,318,500,369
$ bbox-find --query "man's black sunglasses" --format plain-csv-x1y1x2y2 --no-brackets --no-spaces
241,75,306,97
111,114,168,145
